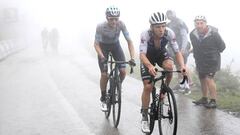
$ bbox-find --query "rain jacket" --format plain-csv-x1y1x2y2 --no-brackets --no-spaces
190,25,225,73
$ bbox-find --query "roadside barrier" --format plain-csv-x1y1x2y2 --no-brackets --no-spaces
0,39,27,60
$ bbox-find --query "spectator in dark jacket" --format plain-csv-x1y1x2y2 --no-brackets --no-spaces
190,15,225,108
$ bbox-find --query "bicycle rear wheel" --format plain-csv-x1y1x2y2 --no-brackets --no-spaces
112,76,121,128
158,86,178,135
105,77,113,118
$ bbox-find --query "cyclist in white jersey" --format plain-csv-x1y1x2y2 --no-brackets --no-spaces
94,5,135,112
166,10,193,94
139,12,186,133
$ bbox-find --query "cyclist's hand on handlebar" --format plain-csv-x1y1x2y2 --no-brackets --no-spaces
180,66,187,76
148,65,157,77
129,59,136,66
100,57,107,64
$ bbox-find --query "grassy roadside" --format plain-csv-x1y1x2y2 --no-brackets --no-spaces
186,87,240,117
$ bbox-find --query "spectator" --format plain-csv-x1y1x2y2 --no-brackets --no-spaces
190,15,226,108
166,10,193,94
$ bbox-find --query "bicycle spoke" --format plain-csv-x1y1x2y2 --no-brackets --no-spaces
112,79,121,128
158,89,177,135
105,78,113,118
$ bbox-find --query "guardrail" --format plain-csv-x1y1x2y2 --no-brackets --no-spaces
0,39,27,60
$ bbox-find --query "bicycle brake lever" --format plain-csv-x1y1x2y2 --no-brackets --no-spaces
130,66,134,74
180,75,188,84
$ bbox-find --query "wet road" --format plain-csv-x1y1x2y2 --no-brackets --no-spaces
0,45,240,135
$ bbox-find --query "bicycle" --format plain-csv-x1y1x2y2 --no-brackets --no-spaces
147,69,187,135
104,53,135,128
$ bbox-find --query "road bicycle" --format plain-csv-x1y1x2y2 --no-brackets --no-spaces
147,69,187,135
104,54,134,128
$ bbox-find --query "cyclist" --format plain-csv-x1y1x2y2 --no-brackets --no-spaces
94,5,135,112
166,10,193,94
139,12,186,133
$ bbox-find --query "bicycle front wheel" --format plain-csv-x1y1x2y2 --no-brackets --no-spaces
158,86,178,135
149,87,157,134
112,77,121,128
105,77,113,118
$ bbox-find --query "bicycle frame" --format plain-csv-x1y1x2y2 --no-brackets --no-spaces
104,53,134,128
148,70,185,135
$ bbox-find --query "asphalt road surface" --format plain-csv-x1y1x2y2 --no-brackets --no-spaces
1,44,240,135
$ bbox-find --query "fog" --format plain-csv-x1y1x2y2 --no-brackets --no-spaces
1,0,240,72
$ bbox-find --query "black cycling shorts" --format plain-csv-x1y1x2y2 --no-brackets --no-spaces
98,41,126,72
140,53,172,81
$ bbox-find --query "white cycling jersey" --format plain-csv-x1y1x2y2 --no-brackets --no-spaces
139,27,179,54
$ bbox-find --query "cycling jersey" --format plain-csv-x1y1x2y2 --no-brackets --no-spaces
95,20,131,44
140,27,179,55
139,28,179,80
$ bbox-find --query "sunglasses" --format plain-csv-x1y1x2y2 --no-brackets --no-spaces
108,17,119,21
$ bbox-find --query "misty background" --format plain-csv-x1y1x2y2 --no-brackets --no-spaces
1,0,239,72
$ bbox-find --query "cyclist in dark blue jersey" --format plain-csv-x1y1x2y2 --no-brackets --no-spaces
139,12,186,133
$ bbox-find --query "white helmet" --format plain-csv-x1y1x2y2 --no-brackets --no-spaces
149,12,167,25
194,15,207,22
105,5,120,17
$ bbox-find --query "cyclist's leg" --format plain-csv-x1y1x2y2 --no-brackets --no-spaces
163,59,174,85
140,63,153,133
98,44,110,102
111,42,126,82
157,55,174,86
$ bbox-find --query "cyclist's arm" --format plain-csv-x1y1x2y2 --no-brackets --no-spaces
175,52,185,70
94,24,105,59
127,39,135,59
94,42,104,59
140,53,156,76
167,28,186,72
139,31,156,76
120,21,135,59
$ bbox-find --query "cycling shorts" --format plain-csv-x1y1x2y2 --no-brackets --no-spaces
140,54,172,81
98,41,126,72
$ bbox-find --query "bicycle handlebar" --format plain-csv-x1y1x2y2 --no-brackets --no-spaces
106,60,135,74
148,69,188,84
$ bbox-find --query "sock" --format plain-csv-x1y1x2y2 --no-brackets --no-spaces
100,91,106,101
141,108,148,121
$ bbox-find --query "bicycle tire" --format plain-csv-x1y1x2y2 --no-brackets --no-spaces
149,87,157,134
112,75,121,128
158,86,178,135
105,77,113,118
